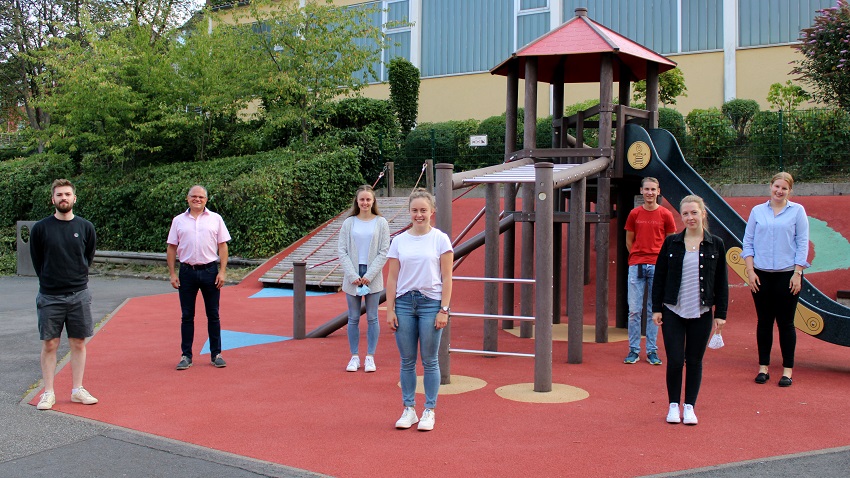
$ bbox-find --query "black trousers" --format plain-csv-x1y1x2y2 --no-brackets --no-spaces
661,307,714,406
752,269,798,369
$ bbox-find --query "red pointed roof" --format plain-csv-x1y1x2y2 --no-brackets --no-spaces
491,8,677,83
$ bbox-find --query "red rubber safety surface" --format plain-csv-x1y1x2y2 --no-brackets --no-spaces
34,196,850,478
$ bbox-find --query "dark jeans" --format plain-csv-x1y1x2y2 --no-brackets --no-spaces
178,264,221,359
752,269,798,369
660,306,714,406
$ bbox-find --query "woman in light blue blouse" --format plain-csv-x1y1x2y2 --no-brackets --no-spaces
742,172,810,388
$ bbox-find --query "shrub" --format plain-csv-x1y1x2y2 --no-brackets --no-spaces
722,99,760,143
658,107,686,147
387,57,420,134
0,153,75,225
684,108,735,166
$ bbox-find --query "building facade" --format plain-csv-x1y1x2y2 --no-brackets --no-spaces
334,0,832,123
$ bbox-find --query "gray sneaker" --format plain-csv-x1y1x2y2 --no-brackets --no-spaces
211,354,227,368
176,356,192,370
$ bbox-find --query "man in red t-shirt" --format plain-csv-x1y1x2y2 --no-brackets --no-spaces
624,177,676,365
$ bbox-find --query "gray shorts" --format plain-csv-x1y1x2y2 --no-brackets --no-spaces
37,289,94,340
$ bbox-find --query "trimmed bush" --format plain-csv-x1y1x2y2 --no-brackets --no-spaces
0,153,75,224
722,99,760,143
685,108,735,166
658,107,686,147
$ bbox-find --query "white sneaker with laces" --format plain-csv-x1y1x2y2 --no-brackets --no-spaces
71,387,98,405
666,403,681,424
364,356,376,372
37,391,55,410
418,408,436,431
346,356,360,372
395,407,418,429
683,404,698,425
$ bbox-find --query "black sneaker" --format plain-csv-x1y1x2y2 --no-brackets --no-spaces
176,356,192,370
211,354,227,368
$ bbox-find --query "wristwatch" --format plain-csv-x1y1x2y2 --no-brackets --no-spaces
795,270,803,276
440,306,451,314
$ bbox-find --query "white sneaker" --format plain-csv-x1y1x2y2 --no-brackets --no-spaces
346,356,360,372
418,408,436,431
683,404,698,425
666,403,681,424
37,391,55,410
364,356,376,373
395,407,418,429
71,387,98,405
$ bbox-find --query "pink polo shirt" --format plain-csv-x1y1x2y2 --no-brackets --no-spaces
167,208,231,265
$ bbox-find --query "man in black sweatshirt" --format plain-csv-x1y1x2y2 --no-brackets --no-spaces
30,179,98,411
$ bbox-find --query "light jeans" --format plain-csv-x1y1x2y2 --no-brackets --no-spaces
394,290,442,409
628,264,658,353
346,293,381,356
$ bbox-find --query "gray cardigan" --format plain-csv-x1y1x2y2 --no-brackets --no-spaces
337,215,390,296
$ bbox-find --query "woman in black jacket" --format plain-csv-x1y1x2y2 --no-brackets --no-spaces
652,195,728,426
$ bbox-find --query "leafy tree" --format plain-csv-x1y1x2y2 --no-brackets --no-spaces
387,56,420,134
766,80,811,111
722,98,759,142
232,0,395,143
633,68,688,106
791,0,850,108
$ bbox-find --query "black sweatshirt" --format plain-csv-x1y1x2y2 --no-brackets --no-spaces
30,215,96,295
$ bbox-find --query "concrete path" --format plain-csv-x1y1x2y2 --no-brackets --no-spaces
0,275,323,477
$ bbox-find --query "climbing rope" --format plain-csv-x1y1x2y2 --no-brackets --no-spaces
371,164,388,189
412,162,428,190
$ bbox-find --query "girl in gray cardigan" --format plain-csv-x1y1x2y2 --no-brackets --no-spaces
338,185,390,372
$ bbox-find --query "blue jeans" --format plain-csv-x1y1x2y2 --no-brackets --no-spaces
628,264,658,353
346,264,380,356
178,264,221,359
394,291,442,409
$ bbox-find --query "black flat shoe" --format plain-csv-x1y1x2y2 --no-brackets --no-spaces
754,372,770,384
778,376,793,387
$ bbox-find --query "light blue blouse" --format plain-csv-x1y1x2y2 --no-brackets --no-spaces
741,200,810,271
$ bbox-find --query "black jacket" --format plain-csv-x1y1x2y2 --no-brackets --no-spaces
651,230,728,319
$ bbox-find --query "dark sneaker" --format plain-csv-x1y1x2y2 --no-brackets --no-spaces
176,356,192,370
623,350,640,364
647,351,662,365
211,354,227,368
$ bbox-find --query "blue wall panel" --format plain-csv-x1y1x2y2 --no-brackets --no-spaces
739,0,834,47
517,12,551,48
421,0,514,77
563,0,678,54
682,0,723,52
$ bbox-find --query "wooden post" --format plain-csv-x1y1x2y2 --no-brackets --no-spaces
484,183,500,352
615,183,632,329
567,178,586,363
435,163,454,385
534,163,554,392
426,159,434,193
386,161,395,198
293,261,306,339
520,56,538,339
502,61,519,331
596,53,614,342
552,61,564,325
646,61,659,129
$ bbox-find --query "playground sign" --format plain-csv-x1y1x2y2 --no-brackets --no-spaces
627,141,650,169
469,135,488,147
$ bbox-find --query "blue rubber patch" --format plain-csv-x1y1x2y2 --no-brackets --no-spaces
201,330,292,355
249,288,335,298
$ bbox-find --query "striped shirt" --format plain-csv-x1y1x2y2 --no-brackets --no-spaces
666,251,709,318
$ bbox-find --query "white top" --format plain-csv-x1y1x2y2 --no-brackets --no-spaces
387,228,453,300
351,217,376,265
666,251,709,318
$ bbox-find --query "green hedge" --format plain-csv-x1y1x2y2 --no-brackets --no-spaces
1,145,362,258
0,153,76,225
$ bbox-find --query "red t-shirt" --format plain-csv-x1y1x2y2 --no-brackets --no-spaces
625,205,676,266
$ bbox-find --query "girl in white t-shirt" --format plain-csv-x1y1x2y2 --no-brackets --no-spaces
338,185,390,373
385,189,453,432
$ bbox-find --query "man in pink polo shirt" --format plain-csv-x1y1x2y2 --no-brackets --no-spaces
167,185,231,371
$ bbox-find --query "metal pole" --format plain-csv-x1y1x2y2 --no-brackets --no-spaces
293,261,306,339
534,163,554,392
483,183,500,352
435,163,454,385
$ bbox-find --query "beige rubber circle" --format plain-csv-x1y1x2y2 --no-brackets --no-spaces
495,383,589,403
399,375,487,395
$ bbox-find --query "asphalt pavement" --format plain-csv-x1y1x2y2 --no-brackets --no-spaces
0,275,324,478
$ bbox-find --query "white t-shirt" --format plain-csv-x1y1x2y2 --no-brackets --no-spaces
387,228,453,300
351,217,376,265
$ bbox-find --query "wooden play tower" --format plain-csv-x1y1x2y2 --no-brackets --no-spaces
436,7,677,392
